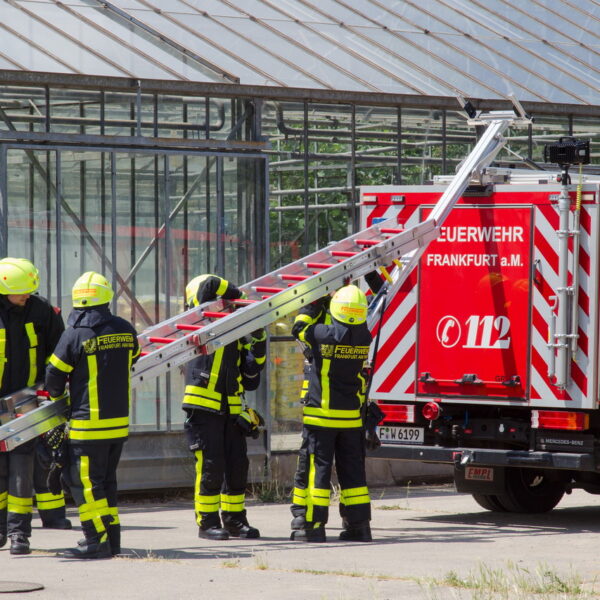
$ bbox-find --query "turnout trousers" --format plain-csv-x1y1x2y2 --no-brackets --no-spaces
185,410,249,529
34,441,67,525
0,439,36,537
64,441,123,543
291,427,371,527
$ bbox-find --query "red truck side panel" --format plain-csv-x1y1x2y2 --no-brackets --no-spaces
361,184,600,410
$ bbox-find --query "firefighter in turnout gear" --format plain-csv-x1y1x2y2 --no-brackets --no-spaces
45,272,140,559
182,274,266,541
290,284,373,543
0,258,66,555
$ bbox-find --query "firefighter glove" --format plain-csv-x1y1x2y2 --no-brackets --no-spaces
364,402,385,432
46,462,64,496
365,429,381,451
235,408,265,439
250,328,267,343
43,424,66,452
364,402,384,451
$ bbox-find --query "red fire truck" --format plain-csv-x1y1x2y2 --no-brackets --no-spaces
362,158,600,513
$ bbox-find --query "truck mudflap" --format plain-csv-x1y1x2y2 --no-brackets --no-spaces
369,444,599,472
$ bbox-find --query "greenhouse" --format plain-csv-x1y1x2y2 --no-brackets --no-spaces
1,0,599,487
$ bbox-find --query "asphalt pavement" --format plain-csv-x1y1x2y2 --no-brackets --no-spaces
3,484,600,600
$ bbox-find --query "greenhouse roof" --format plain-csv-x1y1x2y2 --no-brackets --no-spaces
1,0,600,104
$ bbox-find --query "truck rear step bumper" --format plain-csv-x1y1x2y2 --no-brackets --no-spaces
371,444,599,472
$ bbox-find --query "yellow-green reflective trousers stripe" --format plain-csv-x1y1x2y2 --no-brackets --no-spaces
306,453,316,522
36,491,65,510
340,486,370,506
292,487,307,506
8,495,33,514
221,493,244,513
193,450,220,522
109,506,120,526
306,454,332,520
79,455,108,537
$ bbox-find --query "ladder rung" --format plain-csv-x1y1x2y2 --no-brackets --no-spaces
148,337,175,344
305,262,333,269
330,250,358,257
140,351,149,356
380,228,402,234
232,298,257,305
202,311,229,318
176,324,202,331
280,274,309,281
355,239,380,246
255,286,284,293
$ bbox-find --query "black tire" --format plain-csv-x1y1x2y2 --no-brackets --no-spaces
499,468,565,513
472,493,508,512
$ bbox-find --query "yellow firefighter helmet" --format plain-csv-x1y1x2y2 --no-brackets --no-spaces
0,258,40,295
72,271,114,307
330,284,368,325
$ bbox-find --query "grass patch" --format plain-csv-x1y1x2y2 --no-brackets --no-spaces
221,558,241,569
293,568,404,580
249,479,291,504
254,552,269,570
423,562,593,599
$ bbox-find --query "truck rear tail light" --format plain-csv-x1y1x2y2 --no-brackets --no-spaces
422,400,442,421
378,403,415,424
531,410,589,431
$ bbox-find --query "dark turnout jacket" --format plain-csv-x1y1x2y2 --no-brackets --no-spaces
293,299,372,429
45,305,140,443
182,275,266,416
0,294,64,396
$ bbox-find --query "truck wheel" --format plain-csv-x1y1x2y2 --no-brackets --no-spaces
472,494,508,512
500,468,565,513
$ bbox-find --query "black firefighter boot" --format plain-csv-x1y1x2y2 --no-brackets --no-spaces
290,522,326,543
107,524,121,556
9,534,31,555
63,533,112,559
222,510,260,539
339,520,372,542
0,531,6,549
198,515,229,541
42,517,72,530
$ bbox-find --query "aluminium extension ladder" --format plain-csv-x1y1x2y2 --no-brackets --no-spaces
0,101,531,451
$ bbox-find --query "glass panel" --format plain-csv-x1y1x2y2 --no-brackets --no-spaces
573,116,600,167
4,2,129,77
0,25,73,74
0,86,48,133
3,143,265,432
530,116,572,164
48,89,102,135
355,105,400,187
64,4,211,81
5,149,60,305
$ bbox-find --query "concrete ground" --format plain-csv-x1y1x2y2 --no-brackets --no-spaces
3,484,600,600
